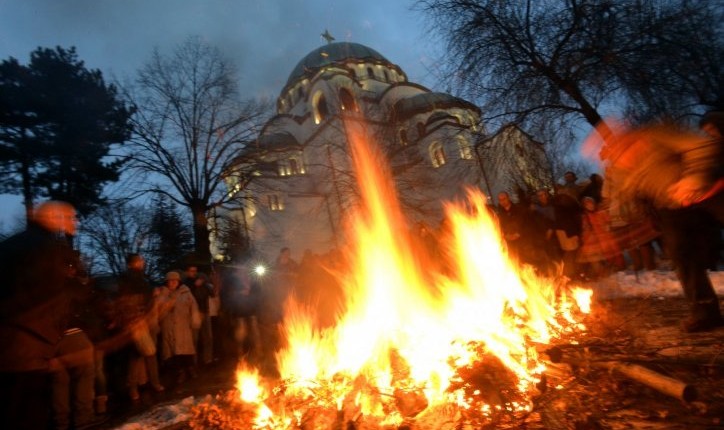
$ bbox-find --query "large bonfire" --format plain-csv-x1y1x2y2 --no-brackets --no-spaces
191,126,591,429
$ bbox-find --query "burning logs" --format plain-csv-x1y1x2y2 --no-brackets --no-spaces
543,346,698,402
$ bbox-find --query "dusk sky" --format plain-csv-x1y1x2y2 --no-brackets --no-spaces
0,0,444,230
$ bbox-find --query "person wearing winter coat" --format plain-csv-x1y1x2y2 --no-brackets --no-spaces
156,271,201,384
186,267,214,366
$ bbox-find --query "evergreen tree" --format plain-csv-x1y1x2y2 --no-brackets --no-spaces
0,46,133,219
146,195,194,280
215,211,252,264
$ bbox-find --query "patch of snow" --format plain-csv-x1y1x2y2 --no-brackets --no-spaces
589,270,724,300
114,396,198,430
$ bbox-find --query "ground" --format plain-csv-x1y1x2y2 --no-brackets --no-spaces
101,294,723,430
537,295,723,430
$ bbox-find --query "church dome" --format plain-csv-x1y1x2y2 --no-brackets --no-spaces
285,42,391,86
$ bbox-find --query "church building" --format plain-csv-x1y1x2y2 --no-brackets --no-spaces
220,41,550,262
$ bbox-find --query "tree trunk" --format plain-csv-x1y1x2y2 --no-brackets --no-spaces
21,156,33,225
191,203,212,265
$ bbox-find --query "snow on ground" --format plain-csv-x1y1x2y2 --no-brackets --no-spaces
590,269,724,299
111,269,724,430
114,396,201,430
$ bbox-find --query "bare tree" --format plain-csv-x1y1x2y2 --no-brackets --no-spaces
416,0,723,133
79,200,150,276
124,36,272,263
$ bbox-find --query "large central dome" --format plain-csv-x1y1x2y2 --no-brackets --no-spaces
285,42,391,86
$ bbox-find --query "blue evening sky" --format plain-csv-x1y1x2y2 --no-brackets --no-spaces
0,0,443,231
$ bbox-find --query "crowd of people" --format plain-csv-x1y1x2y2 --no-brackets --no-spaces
493,170,664,283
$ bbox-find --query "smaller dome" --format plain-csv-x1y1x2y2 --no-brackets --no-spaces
258,132,301,151
392,92,480,121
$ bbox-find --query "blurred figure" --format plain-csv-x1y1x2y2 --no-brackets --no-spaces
258,247,298,376
496,192,529,264
116,253,163,401
580,173,604,203
185,265,214,367
0,200,81,429
576,197,624,280
602,165,660,272
207,265,223,363
593,114,723,332
552,192,583,279
529,189,562,274
50,260,101,430
79,280,115,416
221,266,262,364
557,171,584,201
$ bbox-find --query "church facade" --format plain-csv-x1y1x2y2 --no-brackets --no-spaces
220,42,550,262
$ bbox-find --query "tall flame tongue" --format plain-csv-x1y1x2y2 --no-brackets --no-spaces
239,124,590,426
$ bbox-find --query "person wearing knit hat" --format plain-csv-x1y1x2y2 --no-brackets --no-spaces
157,269,201,385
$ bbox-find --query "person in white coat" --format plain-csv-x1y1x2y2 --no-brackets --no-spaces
156,271,201,384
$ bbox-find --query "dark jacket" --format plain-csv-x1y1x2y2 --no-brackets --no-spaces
220,270,260,319
0,223,80,371
186,276,213,314
115,269,154,328
496,203,527,239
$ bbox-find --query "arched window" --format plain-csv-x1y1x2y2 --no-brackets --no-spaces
399,129,408,145
339,88,358,112
268,195,283,211
278,155,305,176
458,136,474,160
313,91,329,124
429,142,446,168
367,67,375,78
383,70,389,81
289,157,304,175
298,87,305,100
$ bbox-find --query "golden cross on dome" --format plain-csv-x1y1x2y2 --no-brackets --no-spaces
321,29,335,44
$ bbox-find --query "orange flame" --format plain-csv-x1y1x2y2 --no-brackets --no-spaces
238,124,590,425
